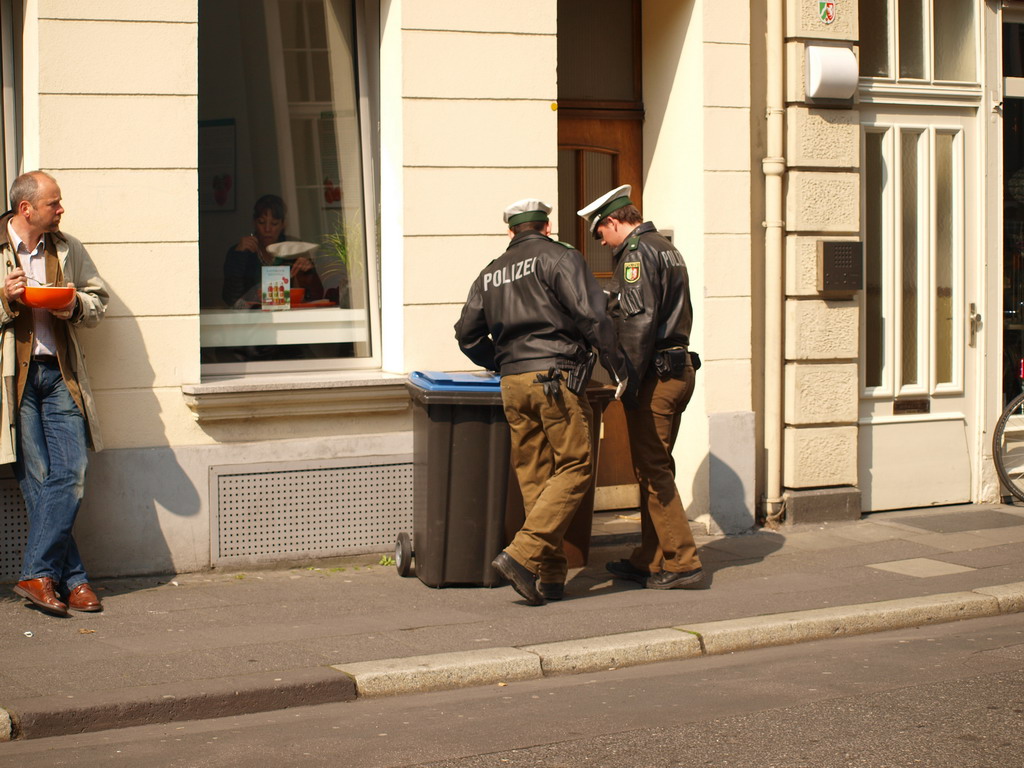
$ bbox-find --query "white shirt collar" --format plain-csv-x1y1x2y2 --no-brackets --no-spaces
6,219,43,255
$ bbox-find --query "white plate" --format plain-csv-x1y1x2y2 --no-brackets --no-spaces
266,241,318,259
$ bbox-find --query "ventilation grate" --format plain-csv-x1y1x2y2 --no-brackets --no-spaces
212,456,414,565
0,480,27,583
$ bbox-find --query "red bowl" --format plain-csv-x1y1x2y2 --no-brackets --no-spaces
22,286,75,310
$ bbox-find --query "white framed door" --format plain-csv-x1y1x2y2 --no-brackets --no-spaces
858,107,981,511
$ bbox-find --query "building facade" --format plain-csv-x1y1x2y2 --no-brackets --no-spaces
0,0,1012,580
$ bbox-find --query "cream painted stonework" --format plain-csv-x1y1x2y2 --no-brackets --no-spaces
704,0,750,45
57,169,197,245
705,235,752,298
703,360,753,414
38,1,196,22
785,299,859,360
786,107,860,169
705,108,752,172
406,304,475,373
704,297,753,361
784,425,858,488
93,243,199,319
402,0,555,34
39,19,196,95
705,172,752,235
41,95,195,170
404,236,508,306
403,167,557,237
403,30,555,100
784,362,858,425
786,170,860,233
704,43,750,109
787,0,858,41
404,100,556,169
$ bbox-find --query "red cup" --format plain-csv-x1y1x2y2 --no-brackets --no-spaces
290,288,305,306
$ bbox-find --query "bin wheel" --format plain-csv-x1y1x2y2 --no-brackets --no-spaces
395,532,413,577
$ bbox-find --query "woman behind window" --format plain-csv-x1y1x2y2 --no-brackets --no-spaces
221,194,325,308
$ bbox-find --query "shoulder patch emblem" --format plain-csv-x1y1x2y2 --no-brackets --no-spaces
623,261,641,283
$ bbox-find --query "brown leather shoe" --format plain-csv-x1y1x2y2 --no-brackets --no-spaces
67,583,103,612
14,577,69,617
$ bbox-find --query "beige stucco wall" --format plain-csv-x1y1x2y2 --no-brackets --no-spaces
644,0,756,532
29,5,205,451
395,1,558,375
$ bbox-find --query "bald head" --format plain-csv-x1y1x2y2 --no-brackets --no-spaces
9,171,58,211
8,171,64,243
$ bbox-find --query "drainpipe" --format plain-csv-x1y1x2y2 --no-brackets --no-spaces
762,0,786,523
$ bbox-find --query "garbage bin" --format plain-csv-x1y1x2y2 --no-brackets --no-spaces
400,371,616,587
403,370,510,587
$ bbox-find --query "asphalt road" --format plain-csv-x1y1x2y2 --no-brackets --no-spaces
2,614,1023,768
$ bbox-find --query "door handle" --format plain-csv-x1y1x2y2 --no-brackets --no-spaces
969,302,982,347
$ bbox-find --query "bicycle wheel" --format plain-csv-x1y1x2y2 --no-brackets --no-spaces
993,390,1024,503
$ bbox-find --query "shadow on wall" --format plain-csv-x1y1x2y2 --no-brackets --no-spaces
69,298,201,580
49,296,200,581
691,451,785,578
687,451,758,536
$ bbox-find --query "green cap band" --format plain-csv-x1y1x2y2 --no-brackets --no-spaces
507,210,549,226
595,196,632,222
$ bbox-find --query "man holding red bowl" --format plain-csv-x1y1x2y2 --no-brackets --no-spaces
1,170,109,616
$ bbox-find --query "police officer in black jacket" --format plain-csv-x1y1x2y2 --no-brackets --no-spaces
455,198,627,605
578,185,706,590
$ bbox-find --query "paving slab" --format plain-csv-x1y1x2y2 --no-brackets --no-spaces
867,558,977,578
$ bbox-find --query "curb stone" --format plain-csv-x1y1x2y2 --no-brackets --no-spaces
522,629,702,675
2,666,356,741
681,591,1001,656
973,581,1024,613
333,586,1024,698
333,648,542,698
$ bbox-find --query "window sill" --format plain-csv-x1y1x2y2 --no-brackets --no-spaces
182,371,411,422
858,78,983,107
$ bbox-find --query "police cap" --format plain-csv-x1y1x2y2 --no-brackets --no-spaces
577,184,633,237
503,198,552,227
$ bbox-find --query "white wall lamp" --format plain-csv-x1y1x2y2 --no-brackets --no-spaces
805,45,858,107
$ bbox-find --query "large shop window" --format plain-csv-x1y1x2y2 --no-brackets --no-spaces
859,0,977,83
198,0,379,373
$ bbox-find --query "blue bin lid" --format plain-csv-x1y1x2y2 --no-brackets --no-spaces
409,370,501,392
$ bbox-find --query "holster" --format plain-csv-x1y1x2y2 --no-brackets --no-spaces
653,347,699,379
555,351,596,397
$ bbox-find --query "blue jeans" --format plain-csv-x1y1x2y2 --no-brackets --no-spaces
16,359,89,589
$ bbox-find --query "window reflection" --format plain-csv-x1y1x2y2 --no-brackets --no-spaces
935,132,955,385
900,131,920,387
865,131,887,389
859,0,889,77
198,0,373,369
933,0,975,82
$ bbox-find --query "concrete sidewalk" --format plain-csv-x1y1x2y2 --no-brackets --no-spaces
2,503,1024,741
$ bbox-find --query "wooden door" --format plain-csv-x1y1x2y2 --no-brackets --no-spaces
557,115,643,506
557,0,643,510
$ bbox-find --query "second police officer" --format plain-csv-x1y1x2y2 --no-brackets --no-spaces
578,185,706,590
455,198,627,605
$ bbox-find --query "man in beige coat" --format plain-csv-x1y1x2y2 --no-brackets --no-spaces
1,171,108,616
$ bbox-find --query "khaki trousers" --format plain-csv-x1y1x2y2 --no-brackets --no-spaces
624,366,702,574
501,371,594,582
